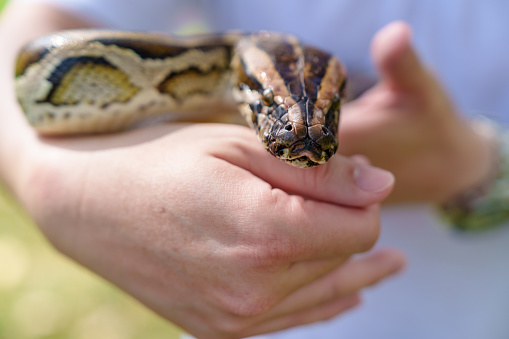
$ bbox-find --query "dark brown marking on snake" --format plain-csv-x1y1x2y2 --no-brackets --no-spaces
92,37,235,60
39,56,140,108
157,66,226,101
256,39,304,99
232,34,341,166
236,58,264,92
39,56,115,105
325,102,340,141
16,30,344,167
302,46,332,100
262,96,338,166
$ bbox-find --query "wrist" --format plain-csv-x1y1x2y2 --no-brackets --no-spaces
0,106,40,200
439,116,509,231
440,115,499,203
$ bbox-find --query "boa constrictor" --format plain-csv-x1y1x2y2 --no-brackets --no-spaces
15,30,346,167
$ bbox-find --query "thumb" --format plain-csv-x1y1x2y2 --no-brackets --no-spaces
371,21,430,91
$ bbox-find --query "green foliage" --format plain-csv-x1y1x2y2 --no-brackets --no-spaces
0,186,182,339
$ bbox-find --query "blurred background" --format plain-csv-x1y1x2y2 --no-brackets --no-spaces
0,1,182,338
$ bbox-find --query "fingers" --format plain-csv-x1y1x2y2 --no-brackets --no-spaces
269,154,394,207
284,248,406,313
243,295,361,338
205,126,391,258
371,21,431,92
200,125,388,258
243,249,406,337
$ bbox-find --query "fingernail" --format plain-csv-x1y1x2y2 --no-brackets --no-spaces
354,165,395,192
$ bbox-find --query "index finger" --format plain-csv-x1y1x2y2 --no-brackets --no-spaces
208,125,395,208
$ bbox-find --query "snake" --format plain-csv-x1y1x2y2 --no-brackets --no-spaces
15,30,346,167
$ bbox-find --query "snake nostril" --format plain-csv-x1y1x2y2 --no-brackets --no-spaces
285,124,292,131
322,126,329,135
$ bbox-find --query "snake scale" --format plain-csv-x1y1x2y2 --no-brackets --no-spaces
15,30,346,167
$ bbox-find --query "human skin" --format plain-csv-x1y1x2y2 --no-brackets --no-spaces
0,2,406,339
0,2,496,338
339,22,496,204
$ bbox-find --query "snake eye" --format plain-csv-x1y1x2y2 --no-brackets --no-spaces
262,88,274,106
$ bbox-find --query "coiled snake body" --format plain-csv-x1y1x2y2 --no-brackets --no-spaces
15,31,346,167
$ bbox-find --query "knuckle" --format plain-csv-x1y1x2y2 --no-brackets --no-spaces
208,316,250,337
253,230,296,267
208,268,278,318
217,290,276,317
231,231,295,270
241,189,301,267
326,276,344,300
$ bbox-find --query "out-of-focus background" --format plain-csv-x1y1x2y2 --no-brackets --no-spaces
0,1,182,338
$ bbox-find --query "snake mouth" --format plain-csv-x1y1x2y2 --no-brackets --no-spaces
289,141,323,162
286,156,322,168
270,140,334,168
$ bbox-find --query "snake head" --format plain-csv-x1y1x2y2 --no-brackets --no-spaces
232,32,346,168
262,97,340,168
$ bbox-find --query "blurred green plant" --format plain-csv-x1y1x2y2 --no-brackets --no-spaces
0,186,183,339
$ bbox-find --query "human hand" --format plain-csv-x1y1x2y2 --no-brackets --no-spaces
339,21,496,203
18,123,404,339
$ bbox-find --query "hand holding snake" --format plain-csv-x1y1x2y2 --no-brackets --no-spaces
1,3,403,337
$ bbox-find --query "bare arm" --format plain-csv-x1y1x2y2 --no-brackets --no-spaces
0,3,404,338
0,1,95,195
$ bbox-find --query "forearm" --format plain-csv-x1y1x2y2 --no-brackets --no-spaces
0,2,94,197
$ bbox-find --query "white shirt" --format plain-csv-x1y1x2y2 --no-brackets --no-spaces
17,0,509,338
